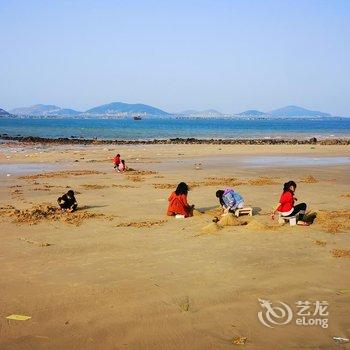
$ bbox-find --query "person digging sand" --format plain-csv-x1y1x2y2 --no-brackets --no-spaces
216,188,244,214
271,180,310,226
167,182,194,218
118,159,127,172
57,190,78,213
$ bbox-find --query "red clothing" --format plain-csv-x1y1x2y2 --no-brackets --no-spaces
113,155,120,165
167,192,192,217
277,191,294,213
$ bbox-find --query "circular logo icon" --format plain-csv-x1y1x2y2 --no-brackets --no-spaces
258,298,293,328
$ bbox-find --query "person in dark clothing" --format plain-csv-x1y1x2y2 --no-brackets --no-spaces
58,190,78,212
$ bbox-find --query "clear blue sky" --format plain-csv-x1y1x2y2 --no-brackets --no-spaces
1,0,349,115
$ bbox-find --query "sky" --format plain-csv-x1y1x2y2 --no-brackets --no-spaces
1,0,349,115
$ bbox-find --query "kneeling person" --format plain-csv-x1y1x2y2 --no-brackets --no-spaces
216,189,244,214
58,190,78,212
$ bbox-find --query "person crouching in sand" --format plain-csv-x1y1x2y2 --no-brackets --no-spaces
58,190,78,212
118,159,127,172
167,182,194,218
271,180,310,226
216,188,244,214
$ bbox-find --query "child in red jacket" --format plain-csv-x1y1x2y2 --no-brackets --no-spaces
113,154,121,171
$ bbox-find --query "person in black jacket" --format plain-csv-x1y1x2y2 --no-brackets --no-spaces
57,190,78,212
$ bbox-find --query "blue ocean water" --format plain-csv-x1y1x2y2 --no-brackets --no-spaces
0,117,349,140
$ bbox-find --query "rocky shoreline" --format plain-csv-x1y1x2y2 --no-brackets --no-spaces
1,135,350,145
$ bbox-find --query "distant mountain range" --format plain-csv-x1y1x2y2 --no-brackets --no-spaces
2,102,341,119
0,108,12,117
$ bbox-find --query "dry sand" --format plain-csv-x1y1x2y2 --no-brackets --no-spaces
0,143,349,349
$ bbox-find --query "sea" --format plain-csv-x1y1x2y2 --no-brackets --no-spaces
0,117,350,140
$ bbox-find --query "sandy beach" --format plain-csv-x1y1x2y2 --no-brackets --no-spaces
0,142,349,349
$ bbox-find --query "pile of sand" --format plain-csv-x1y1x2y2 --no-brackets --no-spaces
200,222,220,234
232,336,248,345
1,204,105,226
115,220,167,228
86,159,110,163
187,177,244,189
18,237,51,247
178,296,191,312
248,177,279,186
33,187,50,191
301,175,318,183
81,184,109,190
245,219,277,231
127,170,157,176
340,193,350,198
153,183,176,189
126,169,158,182
317,210,350,233
330,249,350,258
202,177,245,187
0,205,16,211
312,239,327,246
11,189,24,199
217,213,243,227
19,170,105,180
153,177,245,190
112,184,138,188
126,175,144,182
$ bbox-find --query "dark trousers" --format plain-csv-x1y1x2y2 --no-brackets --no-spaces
287,203,307,220
59,203,77,212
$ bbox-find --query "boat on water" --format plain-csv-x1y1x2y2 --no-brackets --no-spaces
133,115,142,120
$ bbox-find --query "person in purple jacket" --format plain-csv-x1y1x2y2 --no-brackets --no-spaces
216,188,244,214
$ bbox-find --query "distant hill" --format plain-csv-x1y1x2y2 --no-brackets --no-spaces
179,109,223,117
0,108,12,117
86,102,169,116
268,105,331,117
10,104,81,117
53,108,81,116
237,109,265,117
11,104,61,116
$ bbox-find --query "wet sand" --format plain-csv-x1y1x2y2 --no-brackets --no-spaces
0,143,349,349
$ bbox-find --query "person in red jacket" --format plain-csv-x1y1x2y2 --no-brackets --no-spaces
271,180,309,226
167,182,194,218
113,154,121,171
